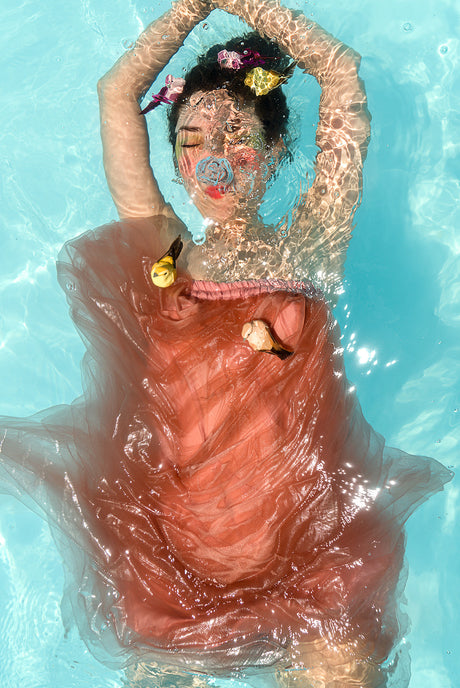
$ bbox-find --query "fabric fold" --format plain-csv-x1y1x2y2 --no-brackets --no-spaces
0,217,452,673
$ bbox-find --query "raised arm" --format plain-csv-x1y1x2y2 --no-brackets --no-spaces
98,0,211,219
213,0,371,299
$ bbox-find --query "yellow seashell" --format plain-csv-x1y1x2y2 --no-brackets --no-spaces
244,67,282,96
150,257,177,288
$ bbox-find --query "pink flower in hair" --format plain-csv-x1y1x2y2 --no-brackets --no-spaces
164,75,186,102
217,50,244,70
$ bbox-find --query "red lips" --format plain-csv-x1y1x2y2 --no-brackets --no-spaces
205,185,226,199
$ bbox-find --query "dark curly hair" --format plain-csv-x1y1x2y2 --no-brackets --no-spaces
168,33,291,149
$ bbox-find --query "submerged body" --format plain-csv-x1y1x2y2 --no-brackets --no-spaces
0,217,450,685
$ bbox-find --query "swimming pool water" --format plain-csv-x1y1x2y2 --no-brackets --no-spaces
0,0,458,686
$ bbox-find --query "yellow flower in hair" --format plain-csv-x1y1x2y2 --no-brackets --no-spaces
244,67,285,96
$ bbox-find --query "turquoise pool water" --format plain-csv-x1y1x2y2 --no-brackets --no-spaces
0,0,458,685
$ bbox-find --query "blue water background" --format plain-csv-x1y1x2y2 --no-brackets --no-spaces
0,0,458,685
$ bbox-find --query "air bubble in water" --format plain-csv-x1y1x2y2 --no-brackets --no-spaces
439,44,448,55
122,39,134,50
203,23,208,30
403,22,414,32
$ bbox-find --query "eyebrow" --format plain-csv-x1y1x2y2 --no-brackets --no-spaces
177,126,202,133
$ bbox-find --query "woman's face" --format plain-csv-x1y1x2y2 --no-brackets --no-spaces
174,89,278,223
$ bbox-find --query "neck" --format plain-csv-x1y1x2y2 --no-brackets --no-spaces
211,212,265,242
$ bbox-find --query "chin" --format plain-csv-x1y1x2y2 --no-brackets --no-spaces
193,193,238,224
187,183,261,226
198,207,236,225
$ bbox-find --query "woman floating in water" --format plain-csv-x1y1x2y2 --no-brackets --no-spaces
0,0,452,686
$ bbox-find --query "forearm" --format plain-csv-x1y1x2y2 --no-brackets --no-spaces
99,0,211,99
220,0,370,159
212,0,360,89
214,0,370,163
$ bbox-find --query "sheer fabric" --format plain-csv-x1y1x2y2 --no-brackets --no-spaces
0,217,451,673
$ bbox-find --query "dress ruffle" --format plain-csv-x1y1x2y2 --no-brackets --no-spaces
0,217,452,674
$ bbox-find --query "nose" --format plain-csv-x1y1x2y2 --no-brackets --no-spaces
208,131,226,156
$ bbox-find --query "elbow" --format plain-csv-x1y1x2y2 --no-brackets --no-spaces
97,68,127,98
337,43,362,74
97,74,113,100
97,75,129,108
97,74,141,107
97,76,125,116
97,78,103,102
350,47,362,71
97,76,109,106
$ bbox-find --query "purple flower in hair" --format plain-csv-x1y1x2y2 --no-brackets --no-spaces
240,50,266,67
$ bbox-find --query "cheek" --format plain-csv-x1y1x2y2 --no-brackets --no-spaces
177,147,197,182
232,149,263,170
230,149,265,187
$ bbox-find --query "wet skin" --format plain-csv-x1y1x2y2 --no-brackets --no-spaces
174,90,279,225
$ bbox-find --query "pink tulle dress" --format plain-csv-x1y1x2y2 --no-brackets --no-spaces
0,216,452,675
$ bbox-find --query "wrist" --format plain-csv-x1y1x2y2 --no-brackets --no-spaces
210,0,282,35
170,0,212,27
210,0,244,14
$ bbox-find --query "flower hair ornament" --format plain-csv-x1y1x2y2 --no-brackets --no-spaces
139,49,295,116
217,48,296,96
217,48,267,69
139,74,185,115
